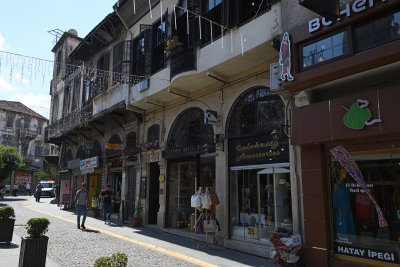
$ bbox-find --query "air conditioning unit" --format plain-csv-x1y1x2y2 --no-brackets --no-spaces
270,62,282,92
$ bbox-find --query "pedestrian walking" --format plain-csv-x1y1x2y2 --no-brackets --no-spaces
75,182,88,229
5,184,10,195
99,184,113,224
35,183,43,202
12,184,18,197
25,182,31,196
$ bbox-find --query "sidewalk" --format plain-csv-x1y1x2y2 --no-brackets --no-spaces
0,233,59,267
28,197,274,267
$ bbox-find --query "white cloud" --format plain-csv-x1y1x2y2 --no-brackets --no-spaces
10,93,51,112
0,76,16,93
0,32,4,50
14,73,30,85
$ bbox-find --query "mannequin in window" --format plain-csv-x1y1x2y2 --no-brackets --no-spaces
332,169,355,240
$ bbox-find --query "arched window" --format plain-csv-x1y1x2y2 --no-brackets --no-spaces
125,132,138,155
146,125,160,149
76,146,85,159
167,108,214,153
227,87,285,138
89,141,103,162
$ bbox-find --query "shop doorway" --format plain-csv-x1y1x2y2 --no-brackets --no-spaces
127,167,136,219
148,162,160,224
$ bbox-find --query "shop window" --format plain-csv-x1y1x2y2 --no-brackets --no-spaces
354,10,400,52
329,152,400,264
230,167,291,242
146,125,160,149
301,30,350,70
167,156,216,229
227,87,285,138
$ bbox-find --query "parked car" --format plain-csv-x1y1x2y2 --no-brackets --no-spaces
39,181,56,198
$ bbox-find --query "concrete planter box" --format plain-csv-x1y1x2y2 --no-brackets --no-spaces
0,219,15,243
19,236,49,267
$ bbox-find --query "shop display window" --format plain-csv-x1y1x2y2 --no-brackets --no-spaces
230,167,292,243
329,152,400,264
167,157,215,230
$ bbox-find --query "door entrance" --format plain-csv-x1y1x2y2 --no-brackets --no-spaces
148,162,160,224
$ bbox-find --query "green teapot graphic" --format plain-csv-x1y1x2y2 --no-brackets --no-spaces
343,99,382,130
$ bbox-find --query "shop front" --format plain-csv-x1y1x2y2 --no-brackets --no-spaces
164,107,216,232
106,134,124,215
224,87,293,256
292,85,400,267
283,1,400,265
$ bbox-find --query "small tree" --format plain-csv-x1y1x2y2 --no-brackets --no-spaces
37,168,57,182
0,145,24,183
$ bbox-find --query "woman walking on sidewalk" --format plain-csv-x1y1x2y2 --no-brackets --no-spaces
75,182,88,229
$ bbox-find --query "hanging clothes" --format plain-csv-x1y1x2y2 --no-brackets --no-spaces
332,185,355,238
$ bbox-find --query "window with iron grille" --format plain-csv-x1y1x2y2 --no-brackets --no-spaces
227,87,285,138
95,52,110,95
168,108,214,151
63,86,71,115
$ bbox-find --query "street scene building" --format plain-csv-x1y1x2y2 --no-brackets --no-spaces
0,100,57,188
1,0,400,266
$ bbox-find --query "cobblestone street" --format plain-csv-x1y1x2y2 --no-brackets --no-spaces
1,196,272,267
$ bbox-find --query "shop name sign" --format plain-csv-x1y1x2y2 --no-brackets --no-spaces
229,133,289,166
309,0,388,33
335,244,398,264
80,156,98,170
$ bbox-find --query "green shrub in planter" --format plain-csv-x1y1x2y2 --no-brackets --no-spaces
0,206,15,219
0,206,15,243
26,218,50,238
94,252,128,267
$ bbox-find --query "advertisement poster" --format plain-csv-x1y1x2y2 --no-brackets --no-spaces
14,173,30,185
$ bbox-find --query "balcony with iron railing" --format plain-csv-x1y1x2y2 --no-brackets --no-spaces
170,47,197,80
20,128,38,139
47,102,92,140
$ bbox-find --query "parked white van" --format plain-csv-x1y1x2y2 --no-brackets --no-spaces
39,180,56,198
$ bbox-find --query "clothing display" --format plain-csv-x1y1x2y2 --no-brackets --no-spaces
332,185,355,238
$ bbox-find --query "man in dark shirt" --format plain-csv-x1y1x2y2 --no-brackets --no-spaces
99,184,112,224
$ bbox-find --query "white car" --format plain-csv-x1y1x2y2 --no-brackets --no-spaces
39,181,56,198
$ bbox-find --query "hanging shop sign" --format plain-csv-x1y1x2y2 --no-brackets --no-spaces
279,32,294,82
80,156,98,170
83,140,94,150
107,158,123,168
335,244,399,264
308,0,389,33
343,99,382,130
229,133,289,167
106,143,124,150
81,167,95,175
204,110,218,125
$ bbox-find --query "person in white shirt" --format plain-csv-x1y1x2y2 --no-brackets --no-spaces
25,182,31,196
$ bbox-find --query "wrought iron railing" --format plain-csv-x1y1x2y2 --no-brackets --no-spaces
20,129,38,138
170,47,196,80
47,103,92,139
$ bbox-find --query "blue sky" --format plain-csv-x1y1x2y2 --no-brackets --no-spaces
0,0,117,118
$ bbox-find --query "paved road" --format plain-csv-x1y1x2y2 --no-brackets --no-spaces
1,196,273,267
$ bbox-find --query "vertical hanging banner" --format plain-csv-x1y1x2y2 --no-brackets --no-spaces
279,32,294,81
330,145,388,227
